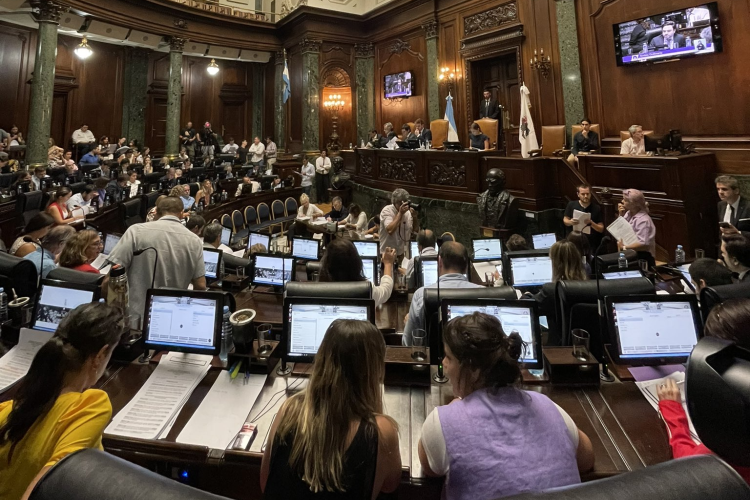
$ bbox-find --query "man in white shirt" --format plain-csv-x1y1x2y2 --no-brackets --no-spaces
379,188,413,260
297,155,315,197
248,137,265,174
71,124,96,157
265,136,277,174
31,166,47,191
66,185,98,211
315,150,332,203
235,175,259,197
222,137,240,155
620,125,646,156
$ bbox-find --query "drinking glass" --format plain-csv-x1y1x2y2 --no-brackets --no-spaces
695,249,705,260
411,329,427,362
257,323,273,356
236,265,245,280
396,273,407,291
639,259,649,273
572,329,590,361
485,272,495,287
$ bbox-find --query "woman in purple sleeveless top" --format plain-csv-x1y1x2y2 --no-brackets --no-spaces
418,312,595,500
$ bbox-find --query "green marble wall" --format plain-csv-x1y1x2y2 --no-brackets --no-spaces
555,0,585,142
26,19,59,167
354,48,375,145
735,175,750,199
121,49,149,146
301,49,320,152
425,37,440,123
274,53,286,150
251,63,264,142
164,49,183,157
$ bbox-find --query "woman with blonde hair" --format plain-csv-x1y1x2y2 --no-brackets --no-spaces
261,319,401,499
297,193,324,220
617,188,656,266
550,240,588,282
58,230,102,274
195,179,214,208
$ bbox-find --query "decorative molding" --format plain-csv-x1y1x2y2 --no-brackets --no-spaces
169,36,188,52
359,155,373,176
379,158,416,183
174,18,189,29
354,43,374,58
389,39,411,54
464,1,518,37
460,27,524,53
299,38,322,54
30,0,67,23
429,161,466,186
321,66,351,87
275,50,286,65
421,18,438,40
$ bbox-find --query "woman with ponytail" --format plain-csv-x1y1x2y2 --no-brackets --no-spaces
0,303,125,500
45,187,83,225
418,312,594,500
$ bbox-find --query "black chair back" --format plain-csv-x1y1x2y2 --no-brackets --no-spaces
305,261,322,281
69,181,86,194
285,281,372,299
699,282,750,321
0,252,40,300
596,249,638,272
0,173,14,189
47,267,104,287
223,254,252,278
121,198,142,227
17,190,44,226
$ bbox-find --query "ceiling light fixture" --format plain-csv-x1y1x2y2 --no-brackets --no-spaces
207,58,220,76
74,36,93,59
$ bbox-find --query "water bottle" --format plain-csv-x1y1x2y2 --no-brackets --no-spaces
221,190,227,202
686,37,692,47
675,245,685,264
107,265,129,315
360,139,365,148
219,306,233,365
0,288,7,322
618,252,628,269
642,42,648,53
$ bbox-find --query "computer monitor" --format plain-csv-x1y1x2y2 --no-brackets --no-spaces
221,226,232,246
292,236,320,260
103,233,121,255
509,252,553,288
410,240,437,259
252,253,295,287
246,232,271,253
603,270,643,280
678,263,692,286
441,299,543,370
418,256,439,288
203,248,223,285
283,297,375,363
472,238,503,261
532,233,557,250
143,289,222,355
361,256,379,286
605,294,702,366
32,280,99,332
645,133,671,153
353,240,379,259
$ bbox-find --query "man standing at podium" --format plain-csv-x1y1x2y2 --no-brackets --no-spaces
478,89,500,119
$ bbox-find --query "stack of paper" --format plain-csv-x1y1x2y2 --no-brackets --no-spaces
311,219,329,226
105,352,212,440
0,329,54,393
572,210,592,234
635,371,701,444
177,372,267,449
607,216,639,246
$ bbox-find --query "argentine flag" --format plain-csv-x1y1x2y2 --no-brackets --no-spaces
444,92,459,142
282,59,291,104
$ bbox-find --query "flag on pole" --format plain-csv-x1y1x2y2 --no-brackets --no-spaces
282,55,291,104
444,92,459,142
519,83,539,158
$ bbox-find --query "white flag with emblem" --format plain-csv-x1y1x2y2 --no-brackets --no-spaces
519,83,539,158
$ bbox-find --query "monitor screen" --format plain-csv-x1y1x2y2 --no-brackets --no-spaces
603,270,643,280
253,255,294,286
510,255,553,287
472,238,503,261
221,226,232,247
247,232,270,253
33,282,96,332
362,257,378,286
384,71,413,99
353,241,379,258
286,301,371,359
103,233,121,255
608,296,701,364
144,292,220,354
292,237,319,260
532,233,557,250
420,258,439,287
678,263,692,285
203,248,221,280
410,241,437,259
613,2,722,66
444,301,541,367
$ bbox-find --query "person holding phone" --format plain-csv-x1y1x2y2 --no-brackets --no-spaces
716,175,750,238
379,188,413,261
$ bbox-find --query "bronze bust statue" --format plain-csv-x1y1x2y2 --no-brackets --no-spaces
477,168,518,229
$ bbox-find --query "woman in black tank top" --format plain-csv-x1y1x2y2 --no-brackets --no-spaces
261,320,401,500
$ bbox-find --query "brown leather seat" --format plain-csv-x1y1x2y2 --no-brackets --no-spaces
404,121,416,137
541,125,566,156
619,130,654,143
430,119,449,147
571,123,601,138
475,118,499,150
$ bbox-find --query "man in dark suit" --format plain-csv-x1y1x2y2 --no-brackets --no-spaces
717,175,750,238
649,21,686,50
414,119,432,147
380,122,397,147
401,124,418,142
478,89,500,119
629,18,653,53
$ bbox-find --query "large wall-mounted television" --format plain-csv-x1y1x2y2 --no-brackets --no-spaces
384,71,413,99
613,2,722,67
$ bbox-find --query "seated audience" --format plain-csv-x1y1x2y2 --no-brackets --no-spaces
127,170,141,198
716,175,750,238
98,136,112,160
325,196,349,222
366,128,382,148
24,225,75,279
688,258,733,291
160,167,177,189
94,177,109,203
566,232,593,275
418,312,594,498
406,229,438,288
146,195,167,222
505,234,529,252
720,233,750,282
186,215,206,237
620,125,646,155
658,298,750,482
617,188,656,266
297,193,324,219
11,171,31,191
143,157,153,174
46,187,83,225
0,303,124,500
66,185,98,212
567,118,599,165
79,146,100,165
58,229,103,274
340,204,368,232
195,179,214,208
30,167,47,191
469,122,490,150
178,147,189,162
106,175,129,203
10,213,55,258
71,124,96,156
366,214,381,236
62,151,78,176
381,122,397,147
401,123,417,142
222,137,239,155
318,239,396,307
261,319,401,498
170,184,195,211
403,242,482,345
202,223,227,276
248,242,267,256
414,118,432,147
4,125,24,147
235,175,258,197
550,240,587,282
47,145,64,168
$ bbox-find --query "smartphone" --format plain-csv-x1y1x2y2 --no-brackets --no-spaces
719,222,732,229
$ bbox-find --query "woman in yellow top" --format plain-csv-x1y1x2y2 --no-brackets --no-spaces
0,303,125,500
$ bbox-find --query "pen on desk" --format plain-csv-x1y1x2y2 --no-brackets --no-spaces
230,360,242,379
244,363,250,385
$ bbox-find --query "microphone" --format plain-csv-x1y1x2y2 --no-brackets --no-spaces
593,235,615,382
133,246,159,290
433,257,448,384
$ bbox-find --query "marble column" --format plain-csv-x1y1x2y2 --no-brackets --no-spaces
300,38,321,153
273,51,286,150
422,19,441,123
251,63,264,143
555,0,585,142
121,48,150,146
354,43,375,146
165,37,186,158
26,0,66,168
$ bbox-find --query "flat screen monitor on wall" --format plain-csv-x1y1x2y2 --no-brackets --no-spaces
384,71,413,99
613,2,722,66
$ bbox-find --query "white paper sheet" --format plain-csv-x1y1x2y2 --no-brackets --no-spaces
0,329,54,392
607,216,640,246
177,372,267,449
311,219,328,226
231,249,246,258
572,210,592,234
105,352,212,440
635,371,701,444
472,261,503,283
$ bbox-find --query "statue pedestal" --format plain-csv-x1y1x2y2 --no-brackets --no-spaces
328,186,351,206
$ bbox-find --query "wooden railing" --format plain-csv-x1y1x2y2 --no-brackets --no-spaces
162,0,274,22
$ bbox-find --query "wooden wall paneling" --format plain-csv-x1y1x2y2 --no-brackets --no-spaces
263,60,276,142
319,43,355,151
527,0,565,127
0,22,34,135
217,60,253,143
288,47,304,144
436,17,461,139
146,53,170,154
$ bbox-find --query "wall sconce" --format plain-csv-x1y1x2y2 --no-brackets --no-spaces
438,66,460,93
74,36,93,60
323,92,345,154
207,58,220,76
529,49,552,80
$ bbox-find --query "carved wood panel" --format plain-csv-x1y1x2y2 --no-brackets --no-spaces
379,157,417,183
428,159,466,186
